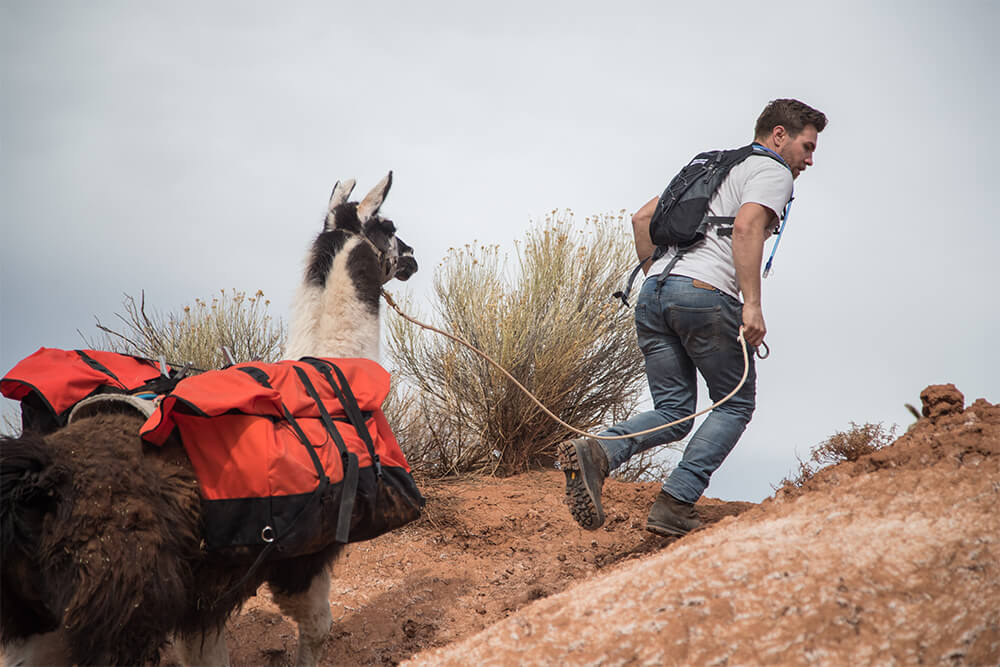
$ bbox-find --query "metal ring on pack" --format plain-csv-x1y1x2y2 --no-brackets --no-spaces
261,526,275,543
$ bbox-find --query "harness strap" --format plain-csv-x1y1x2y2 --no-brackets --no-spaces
235,365,358,544
612,258,651,307
74,350,123,385
655,250,688,288
630,143,793,302
217,365,352,605
613,241,699,308
291,366,358,543
235,366,271,387
705,216,736,237
301,357,382,477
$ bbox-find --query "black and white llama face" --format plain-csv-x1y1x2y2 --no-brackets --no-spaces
363,217,418,283
305,171,418,289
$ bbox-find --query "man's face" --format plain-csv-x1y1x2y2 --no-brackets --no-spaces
778,124,818,180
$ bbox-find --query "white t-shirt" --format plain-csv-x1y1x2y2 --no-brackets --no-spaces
647,154,793,300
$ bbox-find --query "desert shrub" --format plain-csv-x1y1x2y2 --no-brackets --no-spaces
87,289,286,370
779,421,898,488
386,210,647,476
611,448,677,483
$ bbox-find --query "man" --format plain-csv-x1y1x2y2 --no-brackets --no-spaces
559,98,827,536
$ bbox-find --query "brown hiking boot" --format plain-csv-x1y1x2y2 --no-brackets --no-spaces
558,437,609,530
645,490,701,537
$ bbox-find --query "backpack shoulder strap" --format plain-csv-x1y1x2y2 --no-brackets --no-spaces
698,145,760,229
749,142,792,173
706,144,793,234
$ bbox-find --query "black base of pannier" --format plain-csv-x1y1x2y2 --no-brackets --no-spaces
201,464,424,557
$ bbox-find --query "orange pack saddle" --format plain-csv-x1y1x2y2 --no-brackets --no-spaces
2,349,424,555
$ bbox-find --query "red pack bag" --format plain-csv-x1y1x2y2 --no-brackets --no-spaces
140,357,424,555
1,348,169,433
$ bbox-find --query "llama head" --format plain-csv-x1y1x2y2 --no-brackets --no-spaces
313,171,417,286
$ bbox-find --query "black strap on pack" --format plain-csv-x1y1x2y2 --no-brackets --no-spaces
218,365,350,605
614,143,792,307
75,349,191,396
235,365,271,387
612,256,651,307
292,366,359,543
613,244,694,307
300,357,382,477
75,350,123,385
234,365,357,544
654,250,689,289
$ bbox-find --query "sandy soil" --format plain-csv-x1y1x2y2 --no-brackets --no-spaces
189,475,750,666
164,384,999,665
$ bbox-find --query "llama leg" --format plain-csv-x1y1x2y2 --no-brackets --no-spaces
272,569,332,667
1,631,72,666
174,627,230,667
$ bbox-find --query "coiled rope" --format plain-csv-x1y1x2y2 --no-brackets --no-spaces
382,289,757,442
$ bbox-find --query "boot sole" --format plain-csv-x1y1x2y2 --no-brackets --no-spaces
645,521,691,538
558,440,605,531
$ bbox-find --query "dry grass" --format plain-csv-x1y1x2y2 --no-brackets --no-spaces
779,421,898,488
611,448,676,483
386,210,646,476
85,289,286,370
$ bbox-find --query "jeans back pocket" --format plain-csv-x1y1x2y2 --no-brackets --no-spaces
668,305,722,357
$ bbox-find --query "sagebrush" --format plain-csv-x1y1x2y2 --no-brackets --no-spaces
386,210,649,476
87,289,286,370
780,421,898,488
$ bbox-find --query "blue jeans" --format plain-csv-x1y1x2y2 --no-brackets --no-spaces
598,275,756,504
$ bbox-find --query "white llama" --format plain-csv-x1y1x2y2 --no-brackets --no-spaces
0,173,416,667
285,171,415,361
210,172,416,666
260,171,417,666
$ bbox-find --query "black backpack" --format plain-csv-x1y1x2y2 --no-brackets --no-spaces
612,143,791,306
649,143,788,249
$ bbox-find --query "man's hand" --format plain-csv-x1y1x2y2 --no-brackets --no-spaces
741,302,767,348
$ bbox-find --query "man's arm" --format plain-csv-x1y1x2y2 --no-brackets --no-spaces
732,202,777,347
631,196,659,275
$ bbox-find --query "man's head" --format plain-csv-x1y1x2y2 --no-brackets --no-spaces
754,99,827,179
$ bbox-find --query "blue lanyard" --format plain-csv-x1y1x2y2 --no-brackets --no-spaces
751,143,793,278
763,198,792,278
751,142,791,171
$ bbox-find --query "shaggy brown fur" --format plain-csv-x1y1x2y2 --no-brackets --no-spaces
2,176,418,665
0,412,346,665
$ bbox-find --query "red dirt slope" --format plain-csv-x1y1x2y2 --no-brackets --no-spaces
405,385,1000,665
217,473,750,666
163,385,998,665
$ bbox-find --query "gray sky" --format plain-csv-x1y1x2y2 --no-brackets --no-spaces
2,1,997,502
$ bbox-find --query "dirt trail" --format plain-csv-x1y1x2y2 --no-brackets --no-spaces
171,385,998,665
213,471,750,666
407,385,1000,666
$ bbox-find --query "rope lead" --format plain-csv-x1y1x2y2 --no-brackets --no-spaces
382,290,753,442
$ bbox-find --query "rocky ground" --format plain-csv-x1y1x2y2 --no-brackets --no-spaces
167,385,999,665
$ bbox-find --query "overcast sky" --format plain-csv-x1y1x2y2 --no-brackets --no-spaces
2,1,997,502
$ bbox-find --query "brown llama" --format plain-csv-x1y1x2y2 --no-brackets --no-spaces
0,173,417,666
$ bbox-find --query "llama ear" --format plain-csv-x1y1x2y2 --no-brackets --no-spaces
357,171,393,222
329,179,356,211
326,179,356,230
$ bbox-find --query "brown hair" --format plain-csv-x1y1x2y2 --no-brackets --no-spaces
754,99,827,139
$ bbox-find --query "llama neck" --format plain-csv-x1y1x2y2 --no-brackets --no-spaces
285,238,381,361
